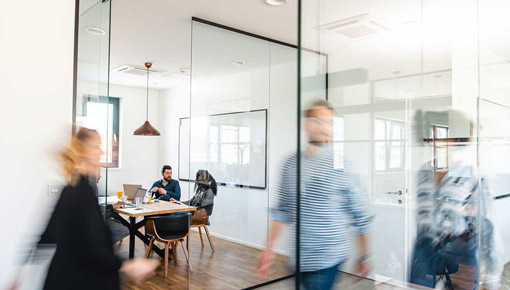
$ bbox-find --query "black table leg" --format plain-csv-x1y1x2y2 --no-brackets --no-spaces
129,216,136,259
112,213,166,259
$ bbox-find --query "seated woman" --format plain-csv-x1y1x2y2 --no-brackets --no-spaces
172,169,217,222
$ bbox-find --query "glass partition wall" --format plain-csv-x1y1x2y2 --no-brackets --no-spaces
74,0,111,212
187,19,304,288
298,0,510,289
479,0,510,288
71,0,510,289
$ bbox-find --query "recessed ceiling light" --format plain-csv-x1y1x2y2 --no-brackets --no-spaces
265,0,289,6
84,26,106,36
231,60,247,66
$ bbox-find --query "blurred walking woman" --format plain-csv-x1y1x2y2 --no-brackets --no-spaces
39,127,157,290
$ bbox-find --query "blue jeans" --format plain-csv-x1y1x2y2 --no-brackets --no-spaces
410,236,478,289
301,262,343,290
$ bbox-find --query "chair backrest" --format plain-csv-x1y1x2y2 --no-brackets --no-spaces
203,203,214,216
147,213,191,241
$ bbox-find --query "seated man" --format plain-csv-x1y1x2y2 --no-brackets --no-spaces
149,165,181,202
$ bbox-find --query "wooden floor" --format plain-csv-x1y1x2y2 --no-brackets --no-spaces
262,259,510,290
116,230,292,290
117,231,510,290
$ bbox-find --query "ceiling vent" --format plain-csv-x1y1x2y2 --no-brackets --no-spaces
160,68,194,79
317,13,389,41
111,64,164,76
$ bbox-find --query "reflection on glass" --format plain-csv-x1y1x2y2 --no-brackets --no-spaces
189,20,298,288
218,125,251,166
75,0,111,200
375,142,386,171
299,0,509,289
374,119,405,172
435,146,448,169
79,97,120,166
388,142,403,169
184,110,265,187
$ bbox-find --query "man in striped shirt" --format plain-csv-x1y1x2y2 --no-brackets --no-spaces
258,100,373,290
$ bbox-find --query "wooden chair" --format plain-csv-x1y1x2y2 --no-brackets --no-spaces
145,213,193,277
191,224,215,252
192,203,215,252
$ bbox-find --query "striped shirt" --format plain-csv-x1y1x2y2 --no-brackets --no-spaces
271,147,372,272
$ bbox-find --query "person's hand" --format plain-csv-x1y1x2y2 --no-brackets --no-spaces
6,270,21,290
257,250,275,275
170,198,175,202
120,258,159,284
113,201,125,209
158,188,167,195
151,187,159,193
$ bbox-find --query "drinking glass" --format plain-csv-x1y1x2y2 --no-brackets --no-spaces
117,191,123,199
135,197,143,210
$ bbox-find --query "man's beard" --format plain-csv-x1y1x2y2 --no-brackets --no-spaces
163,177,171,182
308,140,329,145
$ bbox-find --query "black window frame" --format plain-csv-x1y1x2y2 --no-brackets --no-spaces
82,95,120,168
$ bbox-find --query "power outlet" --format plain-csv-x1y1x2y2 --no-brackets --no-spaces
48,185,62,196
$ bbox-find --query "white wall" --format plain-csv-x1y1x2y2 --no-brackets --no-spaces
77,81,161,194
158,81,191,197
0,0,75,288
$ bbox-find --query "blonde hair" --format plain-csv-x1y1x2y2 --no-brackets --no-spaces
59,127,98,183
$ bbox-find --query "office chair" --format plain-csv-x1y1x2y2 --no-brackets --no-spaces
145,213,193,277
428,247,459,290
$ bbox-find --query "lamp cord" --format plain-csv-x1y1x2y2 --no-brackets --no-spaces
146,66,149,120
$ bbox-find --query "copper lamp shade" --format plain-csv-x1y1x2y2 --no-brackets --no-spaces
134,62,161,136
134,120,160,136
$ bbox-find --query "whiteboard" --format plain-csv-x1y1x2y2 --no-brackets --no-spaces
179,110,267,189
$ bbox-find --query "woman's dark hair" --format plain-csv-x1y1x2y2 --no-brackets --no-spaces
194,169,217,196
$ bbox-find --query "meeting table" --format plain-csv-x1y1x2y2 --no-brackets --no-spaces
112,200,196,259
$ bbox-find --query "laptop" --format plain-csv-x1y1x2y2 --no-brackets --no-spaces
123,184,142,199
123,188,148,208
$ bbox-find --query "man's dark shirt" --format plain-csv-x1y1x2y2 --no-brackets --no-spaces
149,179,181,201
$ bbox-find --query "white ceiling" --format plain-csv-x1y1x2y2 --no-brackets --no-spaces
77,0,510,102
78,0,298,90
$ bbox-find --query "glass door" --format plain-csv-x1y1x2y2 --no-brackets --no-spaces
187,19,305,289
298,1,506,289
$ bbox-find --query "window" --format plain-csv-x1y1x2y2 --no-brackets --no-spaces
78,96,120,168
374,118,406,171
432,125,449,170
208,125,251,166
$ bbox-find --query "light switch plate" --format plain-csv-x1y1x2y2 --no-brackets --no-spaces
48,185,62,196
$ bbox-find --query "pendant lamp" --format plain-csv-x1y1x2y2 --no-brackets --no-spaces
133,62,161,136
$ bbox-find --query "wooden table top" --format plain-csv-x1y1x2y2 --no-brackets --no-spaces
114,201,196,217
